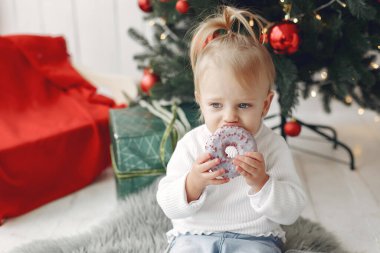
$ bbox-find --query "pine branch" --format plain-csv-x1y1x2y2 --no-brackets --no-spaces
272,55,299,116
133,53,155,62
128,28,154,51
130,0,380,116
320,83,334,113
346,0,376,20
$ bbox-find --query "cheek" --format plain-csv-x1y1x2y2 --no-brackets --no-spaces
241,109,263,131
200,104,215,117
201,109,220,128
202,110,218,122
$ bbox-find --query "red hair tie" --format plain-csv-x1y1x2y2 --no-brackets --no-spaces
202,31,220,49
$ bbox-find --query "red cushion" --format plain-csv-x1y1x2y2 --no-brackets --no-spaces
0,35,120,221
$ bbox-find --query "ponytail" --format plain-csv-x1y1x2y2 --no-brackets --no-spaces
190,6,269,72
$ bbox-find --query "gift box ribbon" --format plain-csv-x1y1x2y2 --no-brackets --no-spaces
111,146,166,179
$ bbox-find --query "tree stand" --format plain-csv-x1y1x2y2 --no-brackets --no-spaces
265,114,356,170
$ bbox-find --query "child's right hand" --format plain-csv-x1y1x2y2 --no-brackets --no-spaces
185,153,229,202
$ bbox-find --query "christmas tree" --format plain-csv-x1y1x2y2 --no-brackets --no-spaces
129,0,380,118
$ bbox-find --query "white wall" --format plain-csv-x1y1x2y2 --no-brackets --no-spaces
0,0,149,80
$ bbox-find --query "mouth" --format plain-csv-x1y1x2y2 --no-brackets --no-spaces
223,123,241,127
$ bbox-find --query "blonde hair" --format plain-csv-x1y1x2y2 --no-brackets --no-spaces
190,6,275,93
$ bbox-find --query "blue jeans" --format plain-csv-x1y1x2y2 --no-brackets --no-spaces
166,232,284,253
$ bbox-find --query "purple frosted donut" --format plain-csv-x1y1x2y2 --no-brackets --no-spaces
205,126,257,179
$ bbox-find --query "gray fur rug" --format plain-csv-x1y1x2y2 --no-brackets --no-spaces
10,180,350,253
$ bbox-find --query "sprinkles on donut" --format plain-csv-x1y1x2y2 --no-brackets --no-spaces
205,125,257,179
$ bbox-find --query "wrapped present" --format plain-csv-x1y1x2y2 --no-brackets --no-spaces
110,103,199,198
0,35,119,221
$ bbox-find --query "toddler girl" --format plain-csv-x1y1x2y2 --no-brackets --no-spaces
157,6,306,253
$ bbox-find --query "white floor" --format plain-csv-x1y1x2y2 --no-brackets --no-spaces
1,96,380,253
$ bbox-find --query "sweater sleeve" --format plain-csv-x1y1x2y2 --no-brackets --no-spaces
156,137,207,219
248,135,307,225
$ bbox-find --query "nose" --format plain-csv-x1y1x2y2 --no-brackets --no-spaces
224,107,238,123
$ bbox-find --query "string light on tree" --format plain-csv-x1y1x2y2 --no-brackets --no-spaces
320,71,328,80
289,0,348,24
314,0,346,12
345,95,353,104
336,0,346,8
358,107,365,115
370,62,379,69
160,33,167,40
151,17,179,41
128,0,380,139
310,89,317,98
249,19,254,27
281,2,292,20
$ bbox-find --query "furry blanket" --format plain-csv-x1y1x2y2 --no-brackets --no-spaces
10,180,350,253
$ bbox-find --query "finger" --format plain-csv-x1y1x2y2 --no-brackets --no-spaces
244,152,264,162
235,162,256,177
236,166,249,177
233,156,261,172
208,177,230,185
204,168,225,179
196,158,220,173
195,153,212,164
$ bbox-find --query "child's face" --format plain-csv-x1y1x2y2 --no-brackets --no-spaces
196,66,274,134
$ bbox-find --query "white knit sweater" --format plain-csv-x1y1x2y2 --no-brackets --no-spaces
156,123,306,242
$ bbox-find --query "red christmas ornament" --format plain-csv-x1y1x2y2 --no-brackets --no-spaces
138,0,153,13
176,0,190,14
284,120,302,137
141,69,159,93
268,21,300,54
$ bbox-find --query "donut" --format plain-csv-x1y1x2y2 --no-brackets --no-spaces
205,126,257,179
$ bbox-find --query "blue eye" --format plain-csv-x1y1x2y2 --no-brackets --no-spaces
238,103,251,109
210,103,222,108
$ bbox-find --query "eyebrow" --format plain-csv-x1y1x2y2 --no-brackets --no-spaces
205,97,257,101
204,97,222,101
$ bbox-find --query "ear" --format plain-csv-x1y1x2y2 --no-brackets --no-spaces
262,90,274,117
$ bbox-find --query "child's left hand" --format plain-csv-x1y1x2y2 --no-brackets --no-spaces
233,152,269,193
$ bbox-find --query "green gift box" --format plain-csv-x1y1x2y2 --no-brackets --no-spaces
110,103,199,199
